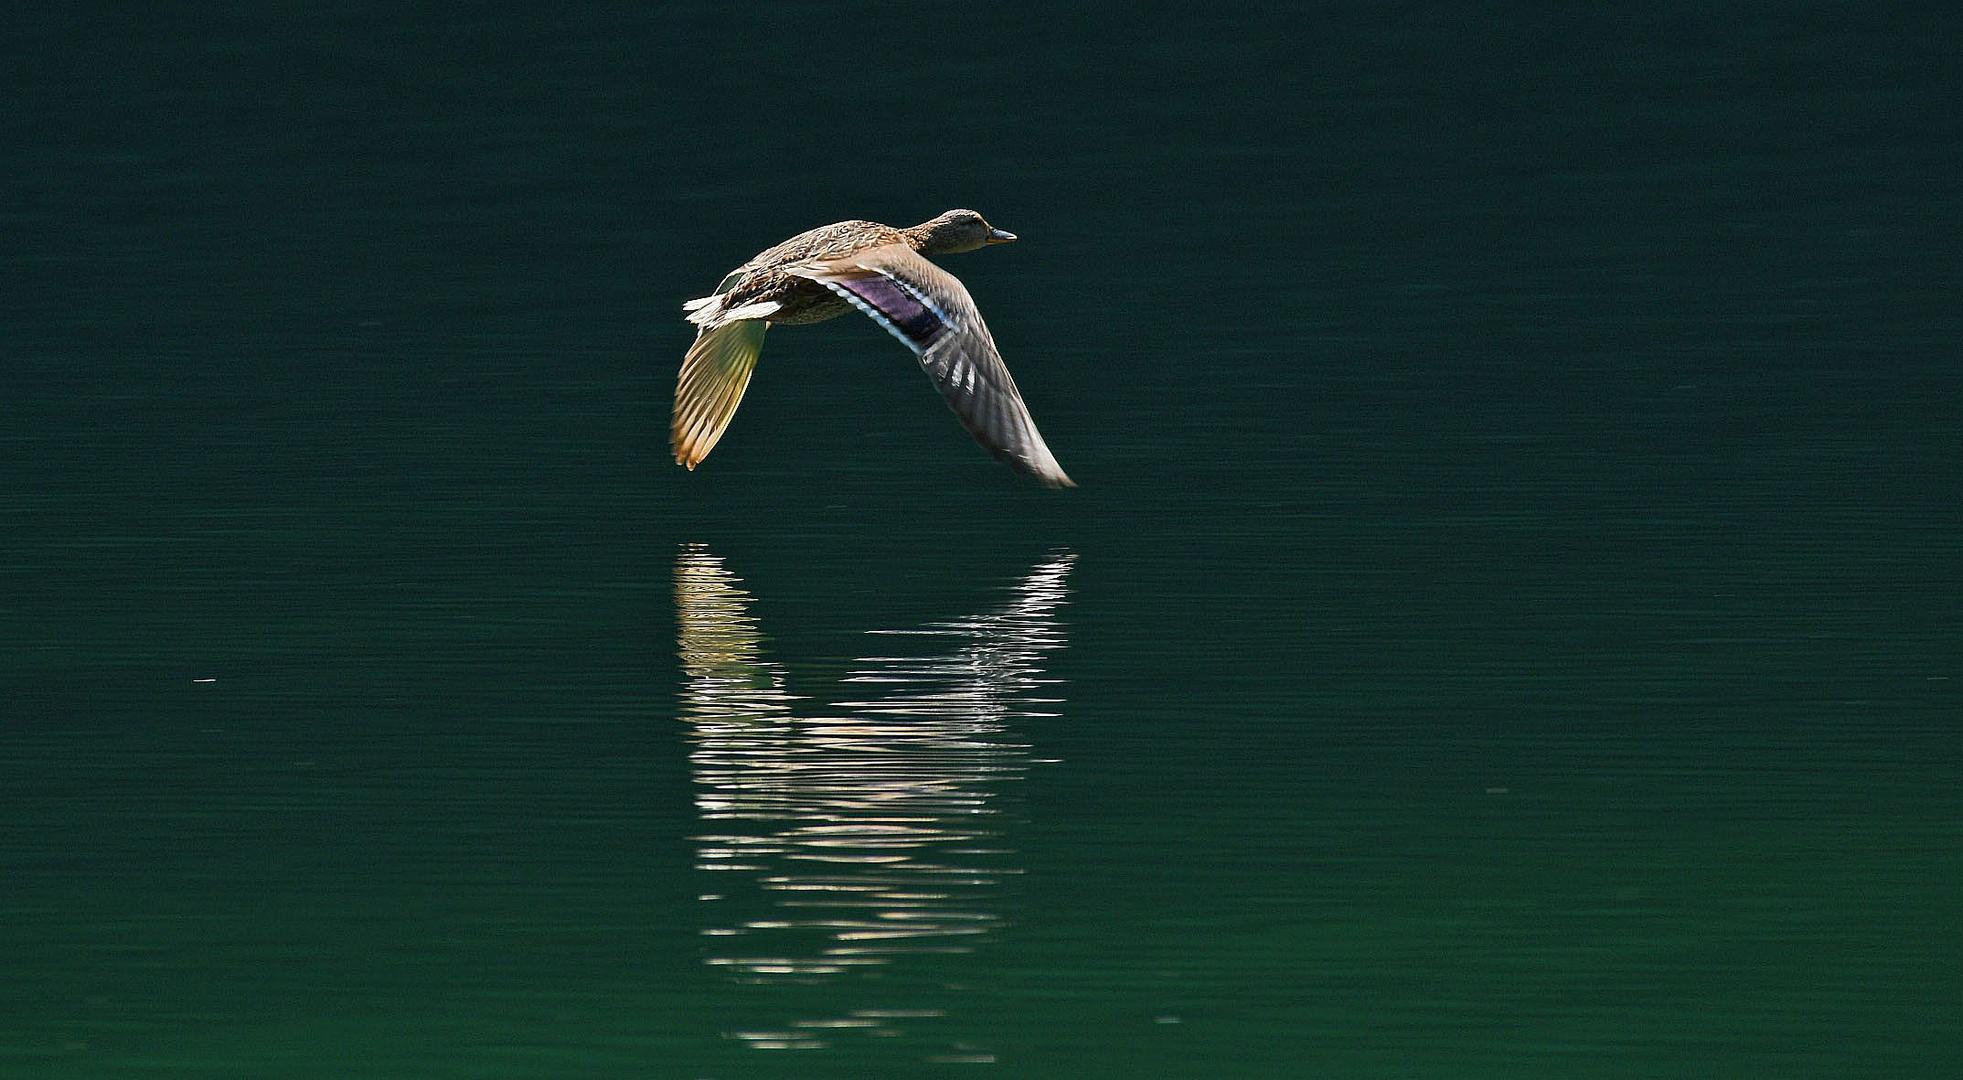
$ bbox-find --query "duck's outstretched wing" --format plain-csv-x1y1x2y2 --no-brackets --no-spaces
672,318,769,470
787,245,1074,488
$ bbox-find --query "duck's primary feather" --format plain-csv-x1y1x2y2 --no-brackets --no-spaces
671,210,1072,487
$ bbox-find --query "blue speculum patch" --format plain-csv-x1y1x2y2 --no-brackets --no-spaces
836,274,949,350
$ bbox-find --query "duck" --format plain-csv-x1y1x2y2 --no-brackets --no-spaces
672,210,1074,488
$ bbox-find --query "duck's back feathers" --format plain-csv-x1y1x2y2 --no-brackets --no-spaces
788,244,1074,488
687,221,908,330
747,220,906,267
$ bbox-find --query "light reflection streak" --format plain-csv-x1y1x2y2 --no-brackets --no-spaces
675,546,1074,1054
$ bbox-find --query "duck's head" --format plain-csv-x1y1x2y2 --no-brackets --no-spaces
907,209,1017,255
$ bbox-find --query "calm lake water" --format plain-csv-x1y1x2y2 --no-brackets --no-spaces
4,5,1959,1077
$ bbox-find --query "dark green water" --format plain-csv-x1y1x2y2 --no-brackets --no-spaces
5,6,1959,1077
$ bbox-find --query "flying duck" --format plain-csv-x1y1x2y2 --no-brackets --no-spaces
672,210,1074,487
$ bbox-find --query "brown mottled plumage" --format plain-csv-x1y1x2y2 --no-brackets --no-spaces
673,210,1073,488
709,220,908,325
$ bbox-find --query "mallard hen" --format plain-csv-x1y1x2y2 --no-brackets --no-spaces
673,210,1073,488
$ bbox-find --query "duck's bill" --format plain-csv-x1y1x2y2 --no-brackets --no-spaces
986,228,1018,244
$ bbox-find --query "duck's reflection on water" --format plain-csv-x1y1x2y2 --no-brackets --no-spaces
675,547,1075,1055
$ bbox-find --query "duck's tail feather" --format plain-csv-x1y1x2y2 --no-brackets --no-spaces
685,297,782,329
683,267,759,324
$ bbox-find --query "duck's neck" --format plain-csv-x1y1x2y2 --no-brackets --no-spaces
900,221,941,253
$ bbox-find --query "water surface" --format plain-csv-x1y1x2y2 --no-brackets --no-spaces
4,5,1959,1077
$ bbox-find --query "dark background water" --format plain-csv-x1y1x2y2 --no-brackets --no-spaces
5,4,1959,1076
